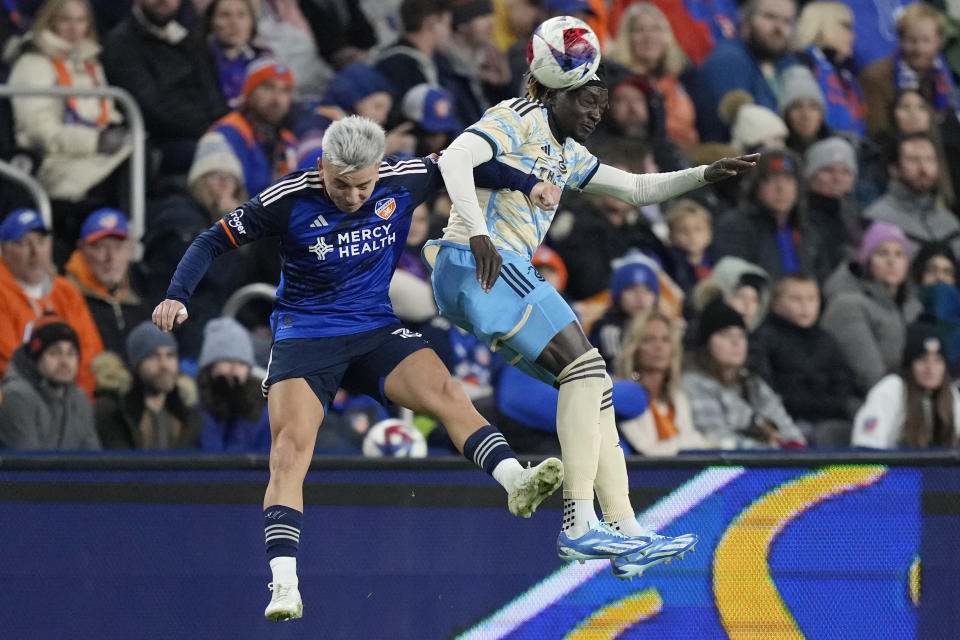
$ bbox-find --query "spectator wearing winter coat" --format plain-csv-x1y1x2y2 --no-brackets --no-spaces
863,132,960,259
791,2,866,137
6,0,131,206
0,208,103,396
202,0,270,108
64,208,151,356
681,298,806,449
749,273,856,446
852,322,960,448
94,320,203,449
664,199,715,294
196,317,270,453
612,311,715,455
803,137,864,275
712,149,830,282
691,0,797,141
188,57,298,199
102,0,228,174
821,221,923,395
589,254,661,371
0,318,99,450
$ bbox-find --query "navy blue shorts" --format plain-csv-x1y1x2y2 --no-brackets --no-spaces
262,325,431,409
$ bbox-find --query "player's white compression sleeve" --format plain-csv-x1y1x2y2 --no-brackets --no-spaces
438,131,495,238
582,163,708,205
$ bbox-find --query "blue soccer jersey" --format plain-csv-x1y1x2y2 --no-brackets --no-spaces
166,155,538,340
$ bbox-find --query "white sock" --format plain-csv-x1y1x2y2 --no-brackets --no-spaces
563,498,598,539
269,556,298,585
492,458,524,492
611,517,652,538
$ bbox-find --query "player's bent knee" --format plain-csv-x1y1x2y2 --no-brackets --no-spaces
269,424,316,474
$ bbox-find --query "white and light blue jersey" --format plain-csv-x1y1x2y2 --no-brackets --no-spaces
440,97,600,259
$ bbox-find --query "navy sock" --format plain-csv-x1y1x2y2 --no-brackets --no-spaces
463,425,516,476
264,505,302,560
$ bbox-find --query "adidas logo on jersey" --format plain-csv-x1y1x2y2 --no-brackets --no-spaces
309,214,328,228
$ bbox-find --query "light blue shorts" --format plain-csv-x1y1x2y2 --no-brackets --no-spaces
426,241,577,385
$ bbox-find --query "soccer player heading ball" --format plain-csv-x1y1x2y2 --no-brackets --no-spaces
426,15,758,578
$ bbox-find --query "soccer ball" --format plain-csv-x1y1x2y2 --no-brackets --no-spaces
527,16,601,90
362,419,428,458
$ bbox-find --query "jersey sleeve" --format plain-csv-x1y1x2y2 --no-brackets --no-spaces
465,101,530,158
165,185,291,304
564,141,600,190
381,155,441,208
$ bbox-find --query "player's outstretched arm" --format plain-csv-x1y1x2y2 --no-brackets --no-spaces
581,153,759,206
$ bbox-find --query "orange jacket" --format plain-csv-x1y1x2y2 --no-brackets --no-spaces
0,258,104,397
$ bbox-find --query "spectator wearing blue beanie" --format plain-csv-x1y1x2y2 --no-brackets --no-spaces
589,253,662,370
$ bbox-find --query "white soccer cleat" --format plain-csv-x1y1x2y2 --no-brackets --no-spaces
264,582,303,622
508,458,564,518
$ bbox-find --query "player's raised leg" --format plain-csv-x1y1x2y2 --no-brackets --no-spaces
383,348,562,517
535,324,651,562
262,377,323,622
593,373,698,579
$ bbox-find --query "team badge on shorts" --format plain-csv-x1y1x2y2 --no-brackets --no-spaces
375,198,396,220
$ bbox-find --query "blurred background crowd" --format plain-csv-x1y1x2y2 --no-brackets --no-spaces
2,0,960,456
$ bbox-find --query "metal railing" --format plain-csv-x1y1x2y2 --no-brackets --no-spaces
0,157,51,224
0,84,146,245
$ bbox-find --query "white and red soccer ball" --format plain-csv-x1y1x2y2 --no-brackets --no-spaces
362,419,428,458
527,16,601,90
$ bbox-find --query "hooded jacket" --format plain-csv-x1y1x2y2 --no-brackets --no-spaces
0,346,99,450
821,262,923,394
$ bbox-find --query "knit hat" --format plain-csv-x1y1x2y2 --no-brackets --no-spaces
857,221,913,268
903,322,944,364
777,65,826,116
0,208,48,242
697,298,746,346
532,245,568,291
451,0,493,27
80,208,129,243
610,254,660,301
545,0,596,16
26,318,79,360
402,84,461,133
321,63,391,113
803,136,858,180
126,320,177,369
242,57,294,99
730,103,788,151
198,317,255,370
187,132,245,188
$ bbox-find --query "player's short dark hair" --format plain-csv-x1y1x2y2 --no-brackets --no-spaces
772,272,818,302
401,0,451,33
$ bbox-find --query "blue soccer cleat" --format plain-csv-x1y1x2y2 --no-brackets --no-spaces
610,532,699,580
557,521,652,563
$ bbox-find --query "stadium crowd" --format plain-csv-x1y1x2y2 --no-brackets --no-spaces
1,0,960,455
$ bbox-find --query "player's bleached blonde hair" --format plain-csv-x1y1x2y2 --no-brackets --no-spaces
321,115,386,173
792,1,853,52
606,2,687,77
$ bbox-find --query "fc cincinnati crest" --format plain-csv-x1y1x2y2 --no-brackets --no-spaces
374,197,396,220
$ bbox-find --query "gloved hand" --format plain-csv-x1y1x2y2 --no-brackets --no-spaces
97,124,130,155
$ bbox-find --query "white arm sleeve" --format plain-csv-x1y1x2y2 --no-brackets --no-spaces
437,132,495,238
582,163,708,206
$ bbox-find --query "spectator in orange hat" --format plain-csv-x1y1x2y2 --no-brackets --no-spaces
531,245,568,294
188,56,298,199
0,208,103,396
